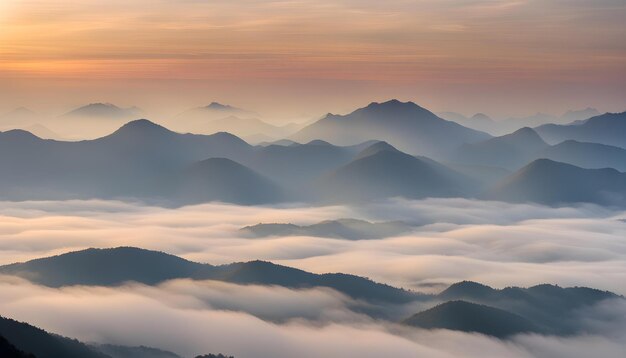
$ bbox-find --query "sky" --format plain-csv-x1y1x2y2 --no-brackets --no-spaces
0,0,625,120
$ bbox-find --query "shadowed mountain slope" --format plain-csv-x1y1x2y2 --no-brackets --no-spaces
176,158,285,205
0,247,421,304
0,336,35,358
537,140,626,171
0,316,110,358
403,300,538,338
486,159,626,206
451,127,549,170
318,142,477,202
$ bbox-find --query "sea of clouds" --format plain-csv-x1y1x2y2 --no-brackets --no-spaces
0,198,625,357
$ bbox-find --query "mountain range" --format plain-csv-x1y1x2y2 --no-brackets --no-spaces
62,103,142,119
0,247,621,339
290,99,491,158
172,103,301,140
535,112,626,148
240,218,413,240
450,126,626,171
439,108,601,135
0,100,624,207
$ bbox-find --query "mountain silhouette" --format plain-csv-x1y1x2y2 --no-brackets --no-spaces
0,119,253,201
535,111,626,148
0,316,109,358
91,344,182,358
486,159,626,206
0,247,421,304
451,127,549,170
205,102,241,111
290,99,490,158
403,300,538,338
561,108,600,123
437,112,495,133
437,280,620,335
538,140,626,171
62,103,141,119
240,218,413,240
177,157,285,205
318,142,476,202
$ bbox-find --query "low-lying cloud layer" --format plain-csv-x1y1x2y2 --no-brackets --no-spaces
0,198,624,294
1,276,624,358
0,198,625,357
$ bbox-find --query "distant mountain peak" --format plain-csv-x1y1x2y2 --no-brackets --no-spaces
471,113,492,121
365,99,420,110
439,280,496,299
7,107,35,115
64,102,140,118
205,102,239,111
305,139,332,146
112,119,173,136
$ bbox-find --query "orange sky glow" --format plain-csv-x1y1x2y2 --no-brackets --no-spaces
0,0,624,119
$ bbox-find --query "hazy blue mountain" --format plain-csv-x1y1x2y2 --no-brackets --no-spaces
241,141,378,197
171,103,300,138
445,163,511,189
62,103,141,119
0,119,253,201
240,218,413,240
538,140,626,171
0,247,421,304
535,112,626,147
561,107,600,123
495,113,558,134
0,119,380,204
318,142,477,202
451,127,549,170
437,112,495,133
486,159,626,206
0,316,110,358
176,158,285,205
403,300,538,338
257,139,298,146
91,344,182,358
451,126,626,172
290,100,491,158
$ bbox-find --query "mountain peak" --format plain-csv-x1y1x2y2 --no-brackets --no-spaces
206,102,238,111
64,102,139,118
471,113,492,121
112,119,173,136
365,99,419,110
439,280,496,299
355,141,400,159
305,139,332,146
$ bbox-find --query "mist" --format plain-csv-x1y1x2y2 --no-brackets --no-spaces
0,198,624,294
